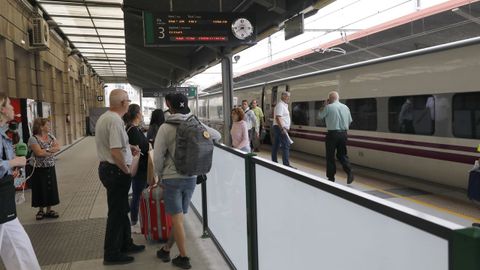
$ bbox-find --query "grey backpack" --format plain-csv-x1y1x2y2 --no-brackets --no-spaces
166,115,214,176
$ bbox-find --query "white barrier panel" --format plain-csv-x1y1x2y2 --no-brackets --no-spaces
207,147,248,270
191,185,202,218
255,163,458,270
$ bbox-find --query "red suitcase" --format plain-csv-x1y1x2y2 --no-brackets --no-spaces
139,186,172,242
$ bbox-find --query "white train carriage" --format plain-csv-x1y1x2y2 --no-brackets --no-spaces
198,38,480,189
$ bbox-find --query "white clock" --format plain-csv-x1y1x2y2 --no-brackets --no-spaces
231,18,254,40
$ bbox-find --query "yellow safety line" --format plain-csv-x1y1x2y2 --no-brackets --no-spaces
357,181,480,223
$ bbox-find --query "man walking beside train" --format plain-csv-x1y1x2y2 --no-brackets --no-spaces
271,91,293,167
318,91,354,184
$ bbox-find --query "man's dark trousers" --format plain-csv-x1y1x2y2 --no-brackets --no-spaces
271,125,290,166
98,162,133,259
325,130,352,181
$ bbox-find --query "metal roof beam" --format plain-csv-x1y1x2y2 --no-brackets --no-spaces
50,14,123,20
58,25,124,30
38,0,122,8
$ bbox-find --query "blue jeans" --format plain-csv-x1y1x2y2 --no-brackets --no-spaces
162,178,196,215
129,170,147,225
271,125,290,166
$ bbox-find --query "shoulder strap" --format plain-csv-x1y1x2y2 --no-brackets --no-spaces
126,125,135,133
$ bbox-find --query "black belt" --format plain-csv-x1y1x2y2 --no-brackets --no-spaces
327,130,347,133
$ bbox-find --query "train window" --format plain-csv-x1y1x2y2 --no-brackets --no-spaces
452,92,480,139
345,98,377,131
314,101,326,127
292,102,309,125
388,95,434,135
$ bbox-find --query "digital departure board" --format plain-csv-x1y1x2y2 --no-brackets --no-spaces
143,12,256,47
143,87,197,98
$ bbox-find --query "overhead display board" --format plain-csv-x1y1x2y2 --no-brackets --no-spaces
143,87,197,98
143,12,256,47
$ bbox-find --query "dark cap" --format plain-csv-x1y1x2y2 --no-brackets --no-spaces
170,93,190,114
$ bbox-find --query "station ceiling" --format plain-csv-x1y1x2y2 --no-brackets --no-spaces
123,0,321,89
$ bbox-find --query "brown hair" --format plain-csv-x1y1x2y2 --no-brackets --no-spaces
32,118,50,135
231,107,245,121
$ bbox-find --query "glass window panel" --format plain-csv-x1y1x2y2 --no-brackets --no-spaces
388,95,434,135
453,92,480,139
61,27,97,35
104,49,124,54
292,102,309,126
97,29,125,36
314,101,326,127
52,17,93,27
88,6,123,18
86,0,122,3
69,36,100,43
344,98,377,131
83,53,107,57
101,37,125,43
93,19,124,28
79,48,105,53
102,44,125,49
73,43,103,48
41,4,89,17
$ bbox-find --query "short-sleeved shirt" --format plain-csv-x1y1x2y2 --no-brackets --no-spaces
273,100,291,130
318,101,352,131
252,107,264,126
95,110,132,165
28,134,56,167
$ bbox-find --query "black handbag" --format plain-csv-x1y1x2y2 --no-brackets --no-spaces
0,174,16,224
196,174,207,185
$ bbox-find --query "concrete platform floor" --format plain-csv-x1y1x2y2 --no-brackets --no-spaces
1,137,230,270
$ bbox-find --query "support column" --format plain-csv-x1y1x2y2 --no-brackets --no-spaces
221,55,234,146
3,40,16,96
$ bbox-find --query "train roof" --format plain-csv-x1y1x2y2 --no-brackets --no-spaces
202,1,480,93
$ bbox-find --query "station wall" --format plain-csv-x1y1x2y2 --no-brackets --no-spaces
0,0,105,146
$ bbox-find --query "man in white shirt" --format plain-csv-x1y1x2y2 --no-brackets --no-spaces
95,89,144,265
271,92,293,167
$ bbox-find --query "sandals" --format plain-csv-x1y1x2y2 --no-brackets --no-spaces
35,210,44,220
44,210,59,219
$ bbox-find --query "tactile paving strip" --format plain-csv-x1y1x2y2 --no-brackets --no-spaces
385,187,432,197
23,218,106,266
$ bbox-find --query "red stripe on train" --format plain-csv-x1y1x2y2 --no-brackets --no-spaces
289,132,478,165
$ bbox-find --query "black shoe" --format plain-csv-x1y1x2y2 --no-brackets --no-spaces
103,254,134,265
287,165,297,169
172,255,192,269
328,177,335,182
121,243,145,254
156,247,171,262
347,172,354,184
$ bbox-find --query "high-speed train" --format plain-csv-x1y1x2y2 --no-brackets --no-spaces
190,38,480,189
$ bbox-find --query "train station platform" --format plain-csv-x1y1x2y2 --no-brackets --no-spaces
2,137,480,270
1,137,229,270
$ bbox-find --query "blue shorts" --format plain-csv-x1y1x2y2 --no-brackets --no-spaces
162,178,196,215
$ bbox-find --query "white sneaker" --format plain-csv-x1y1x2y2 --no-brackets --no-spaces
131,223,141,234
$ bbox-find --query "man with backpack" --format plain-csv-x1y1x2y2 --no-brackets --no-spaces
154,93,221,269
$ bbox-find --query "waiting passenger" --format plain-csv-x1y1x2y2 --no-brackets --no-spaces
271,91,293,167
0,93,41,270
251,99,264,151
242,99,258,152
146,109,165,147
231,108,250,152
399,97,415,134
123,104,149,231
154,93,221,269
29,118,61,220
318,91,354,184
95,89,145,265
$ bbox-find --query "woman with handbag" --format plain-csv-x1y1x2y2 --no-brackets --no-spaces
0,93,41,269
29,118,61,220
123,104,149,229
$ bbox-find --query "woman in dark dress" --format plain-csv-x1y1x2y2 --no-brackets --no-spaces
29,118,61,220
123,104,149,227
146,109,165,147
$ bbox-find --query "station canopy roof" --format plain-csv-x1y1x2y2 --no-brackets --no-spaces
36,0,323,88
